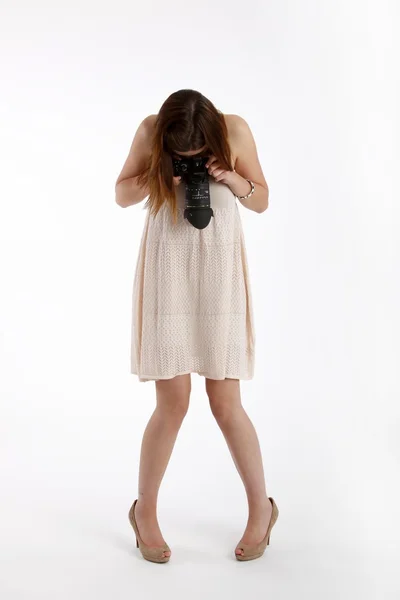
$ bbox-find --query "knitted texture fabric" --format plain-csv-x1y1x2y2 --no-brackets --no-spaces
130,179,255,382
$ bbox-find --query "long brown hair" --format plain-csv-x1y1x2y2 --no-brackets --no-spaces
136,89,233,224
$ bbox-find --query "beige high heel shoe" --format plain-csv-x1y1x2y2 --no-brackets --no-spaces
128,499,171,563
235,496,279,561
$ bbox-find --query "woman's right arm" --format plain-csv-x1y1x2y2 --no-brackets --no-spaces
115,115,155,208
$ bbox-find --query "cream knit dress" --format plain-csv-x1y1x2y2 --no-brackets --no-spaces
130,178,255,382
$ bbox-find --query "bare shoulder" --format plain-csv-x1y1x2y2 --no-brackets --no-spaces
223,113,268,190
223,113,251,137
129,113,157,141
222,114,251,168
143,113,158,132
115,114,156,185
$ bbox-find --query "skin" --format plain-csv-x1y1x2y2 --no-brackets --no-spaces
115,114,269,213
135,375,273,559
116,114,272,558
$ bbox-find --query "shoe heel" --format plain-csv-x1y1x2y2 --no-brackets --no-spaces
129,499,171,563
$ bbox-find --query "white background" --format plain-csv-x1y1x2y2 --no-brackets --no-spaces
1,1,399,598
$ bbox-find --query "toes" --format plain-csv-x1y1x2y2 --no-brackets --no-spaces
235,547,244,555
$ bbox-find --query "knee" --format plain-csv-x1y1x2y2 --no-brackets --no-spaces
205,379,240,425
155,376,191,422
208,397,235,424
159,397,190,422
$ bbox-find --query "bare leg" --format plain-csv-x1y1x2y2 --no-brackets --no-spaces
135,374,191,558
205,377,273,557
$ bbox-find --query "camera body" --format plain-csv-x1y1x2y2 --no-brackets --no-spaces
172,155,214,229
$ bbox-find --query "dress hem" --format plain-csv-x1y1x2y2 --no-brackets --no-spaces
130,369,254,382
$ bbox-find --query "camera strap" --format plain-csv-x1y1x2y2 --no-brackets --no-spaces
184,206,214,229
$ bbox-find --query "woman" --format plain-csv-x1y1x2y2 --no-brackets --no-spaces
115,89,279,563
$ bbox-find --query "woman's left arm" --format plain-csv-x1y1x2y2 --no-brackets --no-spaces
206,115,269,214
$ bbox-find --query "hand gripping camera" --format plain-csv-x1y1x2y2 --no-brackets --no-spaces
172,155,214,230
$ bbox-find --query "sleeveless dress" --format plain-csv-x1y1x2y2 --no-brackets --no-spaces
130,178,255,382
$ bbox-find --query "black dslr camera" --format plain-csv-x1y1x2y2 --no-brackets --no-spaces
172,155,214,230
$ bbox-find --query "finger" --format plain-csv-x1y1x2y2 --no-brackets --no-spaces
214,171,227,182
210,167,224,180
205,155,217,168
208,162,221,176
